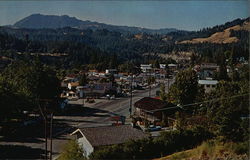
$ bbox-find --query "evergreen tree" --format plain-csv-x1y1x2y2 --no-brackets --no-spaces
217,52,229,80
207,81,248,141
159,83,167,102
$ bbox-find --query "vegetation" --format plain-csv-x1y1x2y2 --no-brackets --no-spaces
157,140,249,160
0,17,249,71
159,83,167,102
205,81,249,142
57,140,86,160
0,16,249,160
167,69,200,105
0,59,61,123
89,126,212,160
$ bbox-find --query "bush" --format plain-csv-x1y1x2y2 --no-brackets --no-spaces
57,140,86,160
232,141,249,155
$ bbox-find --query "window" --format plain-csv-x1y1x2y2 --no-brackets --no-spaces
206,85,210,88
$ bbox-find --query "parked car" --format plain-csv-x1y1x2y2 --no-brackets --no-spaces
148,125,162,131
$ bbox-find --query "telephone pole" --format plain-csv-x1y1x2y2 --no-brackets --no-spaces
129,74,133,116
45,115,48,160
149,65,152,97
38,99,52,160
50,113,53,160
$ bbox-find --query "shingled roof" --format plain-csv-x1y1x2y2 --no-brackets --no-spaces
134,97,167,111
72,125,148,147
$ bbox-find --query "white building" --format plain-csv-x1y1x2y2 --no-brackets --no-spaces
71,125,147,157
160,64,166,69
198,79,218,93
105,69,118,74
140,64,152,73
168,63,178,69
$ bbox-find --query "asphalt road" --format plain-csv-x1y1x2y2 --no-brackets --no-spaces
0,79,174,159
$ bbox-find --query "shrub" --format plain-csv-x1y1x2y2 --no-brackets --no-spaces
231,141,249,155
90,126,213,160
57,140,86,160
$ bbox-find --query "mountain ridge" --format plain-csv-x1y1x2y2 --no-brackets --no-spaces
12,14,178,34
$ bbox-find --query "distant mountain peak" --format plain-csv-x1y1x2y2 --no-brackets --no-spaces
13,14,178,34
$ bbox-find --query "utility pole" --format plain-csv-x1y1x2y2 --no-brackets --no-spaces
44,104,48,160
50,113,53,160
149,66,152,97
129,74,133,116
82,96,84,107
45,115,47,160
149,81,151,97
167,77,170,91
38,100,50,160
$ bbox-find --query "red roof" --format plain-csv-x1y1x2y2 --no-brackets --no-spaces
134,97,167,111
154,97,160,100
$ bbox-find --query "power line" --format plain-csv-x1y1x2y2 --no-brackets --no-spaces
146,93,249,113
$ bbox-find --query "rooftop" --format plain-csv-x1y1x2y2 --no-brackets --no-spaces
168,64,178,67
134,97,167,111
198,80,218,85
72,125,147,147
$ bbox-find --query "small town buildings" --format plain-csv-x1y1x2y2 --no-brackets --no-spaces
200,63,219,71
61,91,78,99
76,83,114,98
198,79,218,93
160,64,166,69
71,125,148,157
105,69,118,75
133,97,176,126
88,70,99,76
76,86,84,98
140,64,152,73
61,76,78,88
168,63,178,70
195,63,219,80
68,81,80,90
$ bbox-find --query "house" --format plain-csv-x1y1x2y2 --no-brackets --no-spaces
133,97,176,126
200,63,219,71
88,70,99,76
140,64,152,73
198,63,219,79
105,69,118,75
71,125,148,157
61,76,78,88
76,83,114,98
61,91,78,99
68,81,80,90
160,64,166,69
168,63,178,70
198,79,218,93
76,86,84,98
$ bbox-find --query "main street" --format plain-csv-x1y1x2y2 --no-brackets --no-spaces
50,84,162,159
0,79,174,159
51,78,174,158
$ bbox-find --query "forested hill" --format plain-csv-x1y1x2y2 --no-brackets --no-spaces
0,17,249,70
12,14,178,34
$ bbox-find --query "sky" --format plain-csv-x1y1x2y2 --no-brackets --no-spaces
0,0,249,31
